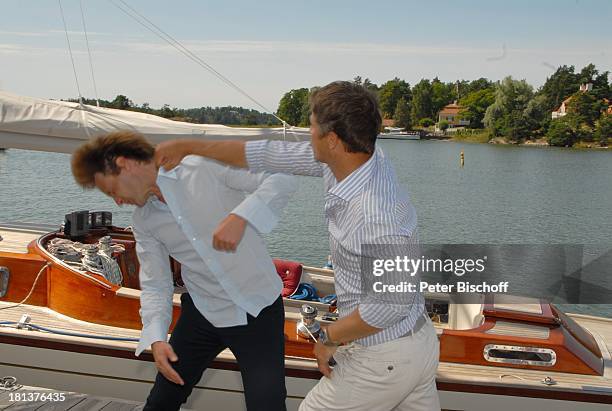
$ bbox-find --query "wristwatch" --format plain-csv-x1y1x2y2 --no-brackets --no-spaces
319,328,339,347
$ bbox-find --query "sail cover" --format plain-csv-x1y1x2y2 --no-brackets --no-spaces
0,91,310,153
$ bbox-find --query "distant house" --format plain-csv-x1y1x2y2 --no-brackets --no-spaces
437,101,469,128
551,95,574,119
551,83,599,119
382,118,395,128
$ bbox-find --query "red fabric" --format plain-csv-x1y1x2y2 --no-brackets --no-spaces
273,259,303,297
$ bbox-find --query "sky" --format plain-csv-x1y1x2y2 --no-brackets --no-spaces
1,0,610,112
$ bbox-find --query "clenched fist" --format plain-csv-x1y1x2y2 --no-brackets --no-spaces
212,214,247,252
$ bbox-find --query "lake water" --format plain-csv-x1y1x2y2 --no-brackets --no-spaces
1,140,611,317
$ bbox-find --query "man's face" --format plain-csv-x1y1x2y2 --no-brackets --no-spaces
309,113,330,163
94,158,152,207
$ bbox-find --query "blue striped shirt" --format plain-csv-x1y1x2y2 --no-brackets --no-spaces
246,140,424,346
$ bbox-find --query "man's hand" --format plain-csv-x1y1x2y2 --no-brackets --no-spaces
212,214,247,252
313,341,338,378
151,341,184,385
155,140,190,170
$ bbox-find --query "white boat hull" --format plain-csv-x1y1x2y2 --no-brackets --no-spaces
2,341,610,411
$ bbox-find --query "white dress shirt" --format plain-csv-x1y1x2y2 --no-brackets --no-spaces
132,155,295,355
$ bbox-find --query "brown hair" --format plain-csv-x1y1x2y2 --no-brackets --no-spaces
309,81,381,154
71,131,154,188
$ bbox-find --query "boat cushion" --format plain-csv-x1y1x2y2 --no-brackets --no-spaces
273,259,302,297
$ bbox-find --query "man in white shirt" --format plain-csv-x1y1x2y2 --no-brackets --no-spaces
71,131,296,411
155,81,440,411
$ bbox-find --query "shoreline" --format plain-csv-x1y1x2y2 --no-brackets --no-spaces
418,131,611,150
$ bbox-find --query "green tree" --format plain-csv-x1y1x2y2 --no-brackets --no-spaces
522,94,551,137
419,118,435,127
411,79,433,122
140,102,152,113
538,65,580,112
595,114,612,145
362,78,379,93
466,78,494,95
458,88,495,128
431,78,454,119
438,120,449,132
277,88,309,126
111,95,133,110
484,76,534,140
546,117,577,147
567,91,606,127
379,78,411,118
159,104,176,118
393,97,412,131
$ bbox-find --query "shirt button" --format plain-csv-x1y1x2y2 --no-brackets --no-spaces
192,237,197,241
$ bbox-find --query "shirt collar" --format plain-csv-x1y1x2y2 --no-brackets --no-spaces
157,165,179,180
327,148,379,202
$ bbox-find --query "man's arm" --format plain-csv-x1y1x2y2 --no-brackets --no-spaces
133,222,174,356
156,139,324,177
132,222,184,385
156,139,248,169
206,160,297,251
314,232,420,376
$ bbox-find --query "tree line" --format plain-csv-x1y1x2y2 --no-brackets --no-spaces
67,62,611,147
65,95,280,126
277,64,611,147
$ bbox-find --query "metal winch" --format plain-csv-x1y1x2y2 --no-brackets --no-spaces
297,304,321,341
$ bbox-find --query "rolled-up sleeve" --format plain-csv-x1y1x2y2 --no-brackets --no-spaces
132,220,174,356
245,140,324,177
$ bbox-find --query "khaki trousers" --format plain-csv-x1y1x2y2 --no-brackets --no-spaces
299,318,440,411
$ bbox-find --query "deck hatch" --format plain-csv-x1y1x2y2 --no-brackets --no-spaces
483,344,556,367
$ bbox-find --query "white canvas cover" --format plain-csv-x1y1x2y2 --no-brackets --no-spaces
0,91,309,153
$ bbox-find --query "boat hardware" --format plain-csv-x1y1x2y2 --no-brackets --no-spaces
297,304,321,340
542,376,557,386
17,314,31,329
296,304,336,367
0,266,8,298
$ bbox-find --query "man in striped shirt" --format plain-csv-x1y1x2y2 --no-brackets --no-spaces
156,81,440,410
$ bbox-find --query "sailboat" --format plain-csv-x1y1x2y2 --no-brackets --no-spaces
1,3,612,410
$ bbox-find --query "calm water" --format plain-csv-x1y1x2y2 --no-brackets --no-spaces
1,141,611,317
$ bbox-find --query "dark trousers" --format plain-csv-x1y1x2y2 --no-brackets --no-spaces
144,293,287,411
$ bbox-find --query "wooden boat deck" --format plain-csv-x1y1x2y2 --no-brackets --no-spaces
1,301,611,397
0,383,193,410
0,225,49,254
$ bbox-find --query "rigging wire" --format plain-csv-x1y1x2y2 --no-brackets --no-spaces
107,0,290,127
58,0,83,104
79,0,100,107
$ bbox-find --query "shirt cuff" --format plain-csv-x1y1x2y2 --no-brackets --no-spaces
135,320,170,356
231,194,278,234
245,140,268,172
